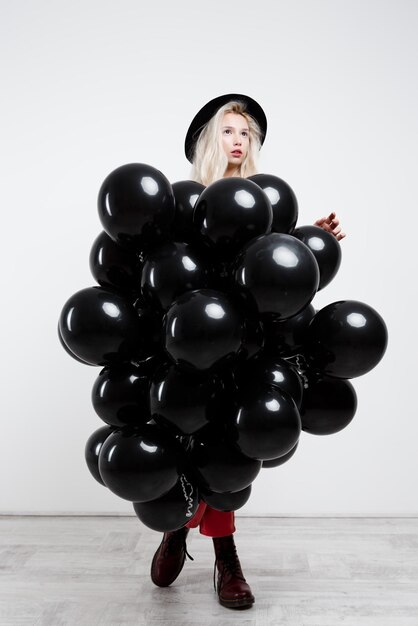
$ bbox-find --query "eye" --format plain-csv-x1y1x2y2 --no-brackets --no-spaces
242,131,248,137
223,129,231,134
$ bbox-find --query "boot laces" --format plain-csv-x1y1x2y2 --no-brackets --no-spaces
162,530,194,561
213,544,245,591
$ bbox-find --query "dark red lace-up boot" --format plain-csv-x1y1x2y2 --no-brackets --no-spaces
151,527,193,587
212,535,255,609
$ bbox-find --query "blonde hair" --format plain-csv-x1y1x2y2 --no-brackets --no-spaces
189,100,263,186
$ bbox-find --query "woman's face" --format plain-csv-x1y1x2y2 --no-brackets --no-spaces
221,112,250,169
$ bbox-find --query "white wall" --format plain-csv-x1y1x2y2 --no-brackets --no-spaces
1,0,416,515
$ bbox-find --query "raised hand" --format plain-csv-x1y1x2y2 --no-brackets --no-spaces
314,211,346,241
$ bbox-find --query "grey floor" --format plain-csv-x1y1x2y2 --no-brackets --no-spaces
1,516,418,626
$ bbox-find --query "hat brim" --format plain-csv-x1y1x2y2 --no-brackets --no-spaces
184,93,267,163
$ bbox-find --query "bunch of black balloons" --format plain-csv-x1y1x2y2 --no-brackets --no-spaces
58,163,388,532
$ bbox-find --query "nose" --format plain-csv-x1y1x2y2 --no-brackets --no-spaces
233,135,242,145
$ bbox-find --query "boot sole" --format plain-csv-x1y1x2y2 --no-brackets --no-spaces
219,596,255,609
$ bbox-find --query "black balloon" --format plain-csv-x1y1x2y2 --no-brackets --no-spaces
236,352,304,408
193,177,272,259
228,289,265,361
150,362,231,435
248,174,298,234
238,314,264,361
164,289,244,371
98,425,180,502
227,386,301,461
202,484,252,512
59,160,388,524
300,375,357,435
172,180,205,243
306,300,388,378
97,163,175,251
133,474,199,531
57,323,92,365
203,281,264,359
58,286,143,366
234,233,319,320
292,225,341,290
141,241,212,311
262,303,316,356
189,424,261,493
85,425,115,485
132,297,165,362
89,230,142,295
262,441,299,468
91,362,152,428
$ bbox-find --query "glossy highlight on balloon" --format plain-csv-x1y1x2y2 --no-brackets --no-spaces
89,230,142,295
85,425,115,485
262,303,316,357
171,180,205,243
164,289,244,371
97,163,176,251
58,286,143,366
236,352,304,408
91,362,152,428
98,425,181,502
306,300,388,378
227,386,302,461
193,177,273,259
57,323,92,365
234,233,320,320
141,241,212,311
150,362,230,435
248,173,298,234
292,225,341,290
300,374,357,435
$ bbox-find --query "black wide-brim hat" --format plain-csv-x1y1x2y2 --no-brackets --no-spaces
184,93,267,163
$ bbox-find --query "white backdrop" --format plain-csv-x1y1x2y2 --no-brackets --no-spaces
1,0,416,515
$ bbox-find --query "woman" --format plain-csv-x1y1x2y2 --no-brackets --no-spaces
150,94,346,610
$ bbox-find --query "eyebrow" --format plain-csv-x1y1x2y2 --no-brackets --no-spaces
222,125,250,131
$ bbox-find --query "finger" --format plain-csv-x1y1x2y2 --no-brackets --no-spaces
333,226,342,235
321,224,333,233
330,218,340,227
337,232,346,240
